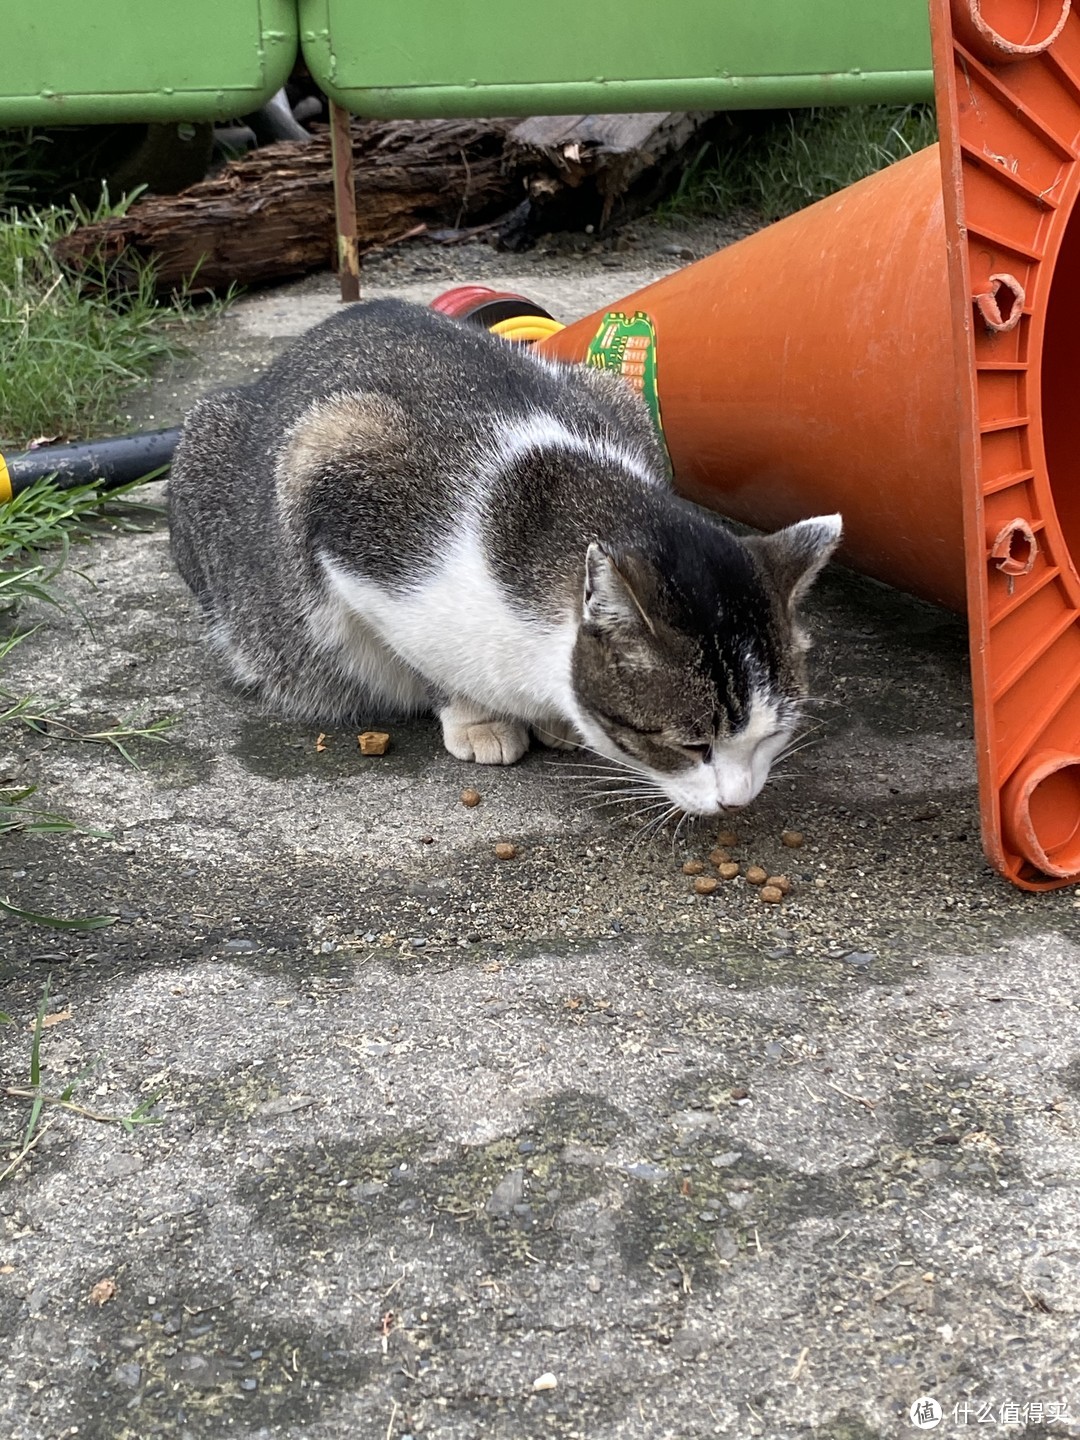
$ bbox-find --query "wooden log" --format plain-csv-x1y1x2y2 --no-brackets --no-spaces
501,112,711,244
53,118,517,296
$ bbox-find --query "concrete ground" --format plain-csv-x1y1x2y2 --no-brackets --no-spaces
2,228,1079,1440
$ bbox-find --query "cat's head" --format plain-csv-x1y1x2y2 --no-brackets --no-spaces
568,513,842,815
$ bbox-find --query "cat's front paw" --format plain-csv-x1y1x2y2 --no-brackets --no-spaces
532,717,581,751
440,708,530,765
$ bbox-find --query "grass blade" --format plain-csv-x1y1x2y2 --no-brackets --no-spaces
0,897,117,930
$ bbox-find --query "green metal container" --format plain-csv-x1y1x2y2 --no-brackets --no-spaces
301,0,933,118
0,0,298,125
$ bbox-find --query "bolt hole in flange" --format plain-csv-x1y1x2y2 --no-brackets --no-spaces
951,0,1071,63
1004,751,1080,877
975,273,1026,331
990,517,1039,576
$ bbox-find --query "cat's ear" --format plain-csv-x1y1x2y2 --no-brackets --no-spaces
747,514,842,610
583,543,656,635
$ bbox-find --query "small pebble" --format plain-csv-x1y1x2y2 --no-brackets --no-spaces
682,860,704,875
765,875,792,894
460,787,482,808
494,842,517,861
716,829,738,848
760,885,784,904
532,1372,558,1392
781,829,805,848
745,865,768,886
586,1275,602,1293
692,876,718,895
716,862,740,881
357,730,391,755
707,847,731,867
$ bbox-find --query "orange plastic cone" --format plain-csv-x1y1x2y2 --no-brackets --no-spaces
533,0,1080,893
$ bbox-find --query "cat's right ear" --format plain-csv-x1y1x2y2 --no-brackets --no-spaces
747,514,843,610
583,543,656,635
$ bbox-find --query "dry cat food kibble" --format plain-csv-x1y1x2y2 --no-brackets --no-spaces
707,847,731,867
716,830,739,849
693,876,718,894
494,842,517,860
745,865,769,886
760,885,784,904
357,730,391,755
717,862,741,881
781,829,805,848
460,787,482,808
682,860,705,875
765,874,792,894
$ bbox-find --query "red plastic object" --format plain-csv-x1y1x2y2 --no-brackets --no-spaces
530,0,1080,890
429,285,557,329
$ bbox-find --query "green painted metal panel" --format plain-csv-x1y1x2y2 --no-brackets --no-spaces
301,0,933,118
0,0,298,125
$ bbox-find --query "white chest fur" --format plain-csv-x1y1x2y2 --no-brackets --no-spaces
318,529,578,721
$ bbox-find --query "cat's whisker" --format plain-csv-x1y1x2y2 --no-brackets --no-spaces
775,739,821,766
586,792,666,809
670,808,696,853
554,756,644,776
612,799,673,826
622,803,680,858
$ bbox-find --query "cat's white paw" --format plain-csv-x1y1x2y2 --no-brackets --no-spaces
441,709,530,765
532,717,581,751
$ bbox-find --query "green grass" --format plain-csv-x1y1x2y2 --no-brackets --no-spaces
0,200,189,449
660,103,939,224
1,474,174,925
1,978,162,1187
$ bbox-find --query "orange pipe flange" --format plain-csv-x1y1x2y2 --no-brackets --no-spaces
532,0,1080,892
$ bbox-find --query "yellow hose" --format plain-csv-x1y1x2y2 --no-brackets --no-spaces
0,454,11,504
489,316,565,344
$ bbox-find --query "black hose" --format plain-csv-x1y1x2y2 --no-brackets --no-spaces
0,428,181,500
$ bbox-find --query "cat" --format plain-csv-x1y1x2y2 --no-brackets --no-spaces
167,297,841,816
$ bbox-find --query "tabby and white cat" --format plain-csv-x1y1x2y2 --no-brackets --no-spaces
167,298,840,815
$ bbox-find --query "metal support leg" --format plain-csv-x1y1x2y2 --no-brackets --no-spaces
329,100,360,302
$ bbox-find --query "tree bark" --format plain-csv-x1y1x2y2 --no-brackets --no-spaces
54,118,518,296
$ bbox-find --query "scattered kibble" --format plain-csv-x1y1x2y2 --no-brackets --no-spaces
781,829,805,848
716,829,738,848
765,874,792,894
494,842,517,860
745,865,768,886
693,875,718,895
682,859,704,875
760,885,784,904
717,862,740,881
89,1277,117,1306
357,730,390,755
730,1087,750,1102
460,787,482,808
708,847,731,867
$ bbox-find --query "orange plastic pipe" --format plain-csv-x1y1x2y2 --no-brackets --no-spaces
544,148,963,610
537,0,1080,892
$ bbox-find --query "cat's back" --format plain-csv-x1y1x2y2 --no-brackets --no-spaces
243,298,645,445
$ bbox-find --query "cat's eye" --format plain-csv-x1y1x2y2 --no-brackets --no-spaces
682,742,713,761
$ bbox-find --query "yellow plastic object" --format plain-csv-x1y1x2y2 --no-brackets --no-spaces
488,316,566,344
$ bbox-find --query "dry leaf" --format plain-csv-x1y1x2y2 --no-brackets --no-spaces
28,1010,71,1031
0,1264,14,1275
315,732,327,753
89,1277,117,1306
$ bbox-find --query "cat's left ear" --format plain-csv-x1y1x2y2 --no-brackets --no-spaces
747,514,842,610
582,543,656,635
